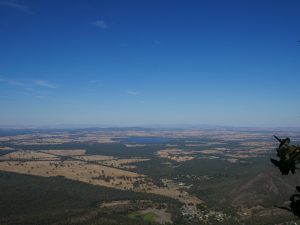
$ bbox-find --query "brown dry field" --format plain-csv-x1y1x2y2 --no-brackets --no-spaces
200,149,225,154
156,144,271,165
157,149,195,162
0,160,143,189
102,158,150,169
41,149,86,156
226,158,239,163
1,150,59,160
0,150,201,206
101,200,130,208
0,146,15,150
75,155,117,161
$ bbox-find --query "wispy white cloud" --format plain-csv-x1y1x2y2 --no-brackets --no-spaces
0,76,56,99
89,80,103,86
126,90,138,96
0,0,33,14
8,79,24,87
13,90,48,99
35,80,57,89
0,77,25,87
91,20,108,29
34,94,47,99
0,76,20,86
24,87,34,92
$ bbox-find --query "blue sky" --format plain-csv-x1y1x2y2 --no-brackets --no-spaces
0,0,299,127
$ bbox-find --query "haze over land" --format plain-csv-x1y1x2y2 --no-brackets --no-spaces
1,127,300,224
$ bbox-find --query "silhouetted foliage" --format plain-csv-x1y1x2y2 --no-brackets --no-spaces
271,136,300,216
270,136,300,175
289,186,300,216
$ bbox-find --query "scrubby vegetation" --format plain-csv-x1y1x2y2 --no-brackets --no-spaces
0,171,181,225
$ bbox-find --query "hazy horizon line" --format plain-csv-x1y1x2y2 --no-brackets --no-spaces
1,123,300,130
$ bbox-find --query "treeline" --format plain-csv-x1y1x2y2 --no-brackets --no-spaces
14,142,163,158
